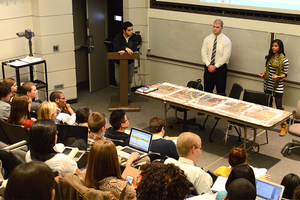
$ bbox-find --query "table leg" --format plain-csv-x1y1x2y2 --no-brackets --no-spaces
16,68,21,93
164,102,167,126
29,65,34,81
244,125,247,150
2,63,5,79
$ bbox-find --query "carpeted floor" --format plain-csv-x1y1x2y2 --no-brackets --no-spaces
72,86,300,184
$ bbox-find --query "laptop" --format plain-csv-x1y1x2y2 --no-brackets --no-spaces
255,178,285,200
117,127,153,159
56,124,89,163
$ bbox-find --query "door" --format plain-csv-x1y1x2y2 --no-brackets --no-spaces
87,0,108,92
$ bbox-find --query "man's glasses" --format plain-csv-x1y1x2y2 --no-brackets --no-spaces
194,146,202,152
123,117,129,123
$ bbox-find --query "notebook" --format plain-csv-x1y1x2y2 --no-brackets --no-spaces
136,85,158,93
117,127,153,159
255,178,285,200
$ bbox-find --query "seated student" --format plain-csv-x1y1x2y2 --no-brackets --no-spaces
50,91,76,124
225,164,256,190
148,117,179,160
76,107,92,127
214,147,270,180
7,95,35,129
37,101,57,121
21,82,40,114
25,119,81,174
217,163,256,200
281,173,300,199
87,112,108,151
105,109,130,145
3,161,55,200
3,77,17,98
293,185,300,200
224,178,256,200
81,140,139,199
0,82,12,121
165,132,213,195
215,147,247,177
136,163,191,200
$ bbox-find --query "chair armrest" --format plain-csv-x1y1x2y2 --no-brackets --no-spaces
3,140,27,150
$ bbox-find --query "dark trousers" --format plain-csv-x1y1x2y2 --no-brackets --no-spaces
204,64,227,94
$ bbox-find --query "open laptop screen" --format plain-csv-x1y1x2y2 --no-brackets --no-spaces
128,127,153,152
56,124,88,150
256,179,284,200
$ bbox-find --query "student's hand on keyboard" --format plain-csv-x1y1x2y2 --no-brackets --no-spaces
126,152,140,167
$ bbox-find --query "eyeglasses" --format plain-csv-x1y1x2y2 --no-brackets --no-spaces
123,117,129,123
194,146,202,152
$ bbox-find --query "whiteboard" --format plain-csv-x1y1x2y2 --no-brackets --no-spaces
149,18,270,76
275,34,300,83
149,18,210,65
222,28,269,75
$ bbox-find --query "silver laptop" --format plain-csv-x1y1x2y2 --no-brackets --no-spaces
118,127,153,159
256,178,285,200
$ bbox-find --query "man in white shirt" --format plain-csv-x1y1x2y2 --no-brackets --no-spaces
50,91,76,124
164,132,213,195
201,19,232,95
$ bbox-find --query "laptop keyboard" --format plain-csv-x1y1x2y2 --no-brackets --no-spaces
74,152,83,158
121,147,143,156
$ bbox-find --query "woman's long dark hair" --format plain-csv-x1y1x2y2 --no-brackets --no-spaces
28,120,57,162
225,163,256,191
265,39,285,65
9,95,31,125
281,173,300,199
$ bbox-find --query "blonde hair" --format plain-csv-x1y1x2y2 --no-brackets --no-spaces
176,132,201,157
37,102,57,120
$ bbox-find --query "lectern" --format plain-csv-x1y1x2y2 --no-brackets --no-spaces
108,52,140,112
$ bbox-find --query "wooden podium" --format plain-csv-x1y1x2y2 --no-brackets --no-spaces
108,52,140,112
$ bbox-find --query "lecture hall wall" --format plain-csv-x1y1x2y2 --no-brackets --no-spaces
1,0,297,109
0,0,76,101
124,0,300,110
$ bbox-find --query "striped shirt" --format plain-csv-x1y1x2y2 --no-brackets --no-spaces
264,56,289,94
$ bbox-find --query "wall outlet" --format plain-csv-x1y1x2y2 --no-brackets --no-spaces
54,84,64,90
53,45,59,52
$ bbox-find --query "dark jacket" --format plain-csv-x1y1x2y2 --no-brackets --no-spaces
113,33,140,64
105,127,130,146
150,138,179,160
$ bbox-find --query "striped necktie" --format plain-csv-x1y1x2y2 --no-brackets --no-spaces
210,36,217,65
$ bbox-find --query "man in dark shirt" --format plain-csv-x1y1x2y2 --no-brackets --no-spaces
105,109,130,145
149,117,179,160
113,21,140,96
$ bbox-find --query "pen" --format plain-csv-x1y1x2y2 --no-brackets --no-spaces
136,166,140,183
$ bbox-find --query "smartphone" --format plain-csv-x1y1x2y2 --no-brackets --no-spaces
62,148,72,155
125,175,134,184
